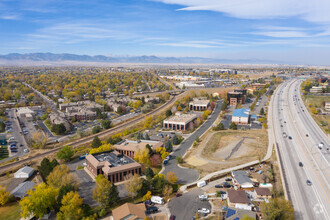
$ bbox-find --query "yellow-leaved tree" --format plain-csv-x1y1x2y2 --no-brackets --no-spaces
0,185,10,206
57,191,83,220
47,164,77,188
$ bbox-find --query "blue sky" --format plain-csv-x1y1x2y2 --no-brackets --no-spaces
1,0,330,64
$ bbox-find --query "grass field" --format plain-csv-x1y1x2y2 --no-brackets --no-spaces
303,95,330,134
0,202,21,220
0,145,9,160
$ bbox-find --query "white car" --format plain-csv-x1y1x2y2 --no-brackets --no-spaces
197,208,210,214
318,143,324,149
198,195,208,200
23,149,29,153
9,137,15,141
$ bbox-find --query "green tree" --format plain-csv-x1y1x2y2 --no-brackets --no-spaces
151,174,166,194
260,198,294,220
39,158,59,179
144,133,150,140
136,132,143,140
145,144,153,155
165,140,173,153
91,136,102,148
172,135,180,145
165,109,172,117
0,122,5,133
57,145,74,162
51,123,66,135
57,191,83,220
93,175,119,208
260,107,265,115
92,126,101,134
176,156,183,164
20,183,59,219
56,184,76,210
229,122,238,130
145,167,154,180
216,123,225,130
101,119,111,129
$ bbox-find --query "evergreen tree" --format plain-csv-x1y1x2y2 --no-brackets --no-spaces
91,136,102,148
144,133,150,140
260,107,265,115
165,140,173,153
136,132,143,140
172,135,180,145
145,167,154,180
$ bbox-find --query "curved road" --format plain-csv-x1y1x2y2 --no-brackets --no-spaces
162,101,222,184
272,78,329,220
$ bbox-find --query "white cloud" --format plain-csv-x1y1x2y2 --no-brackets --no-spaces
154,0,330,24
0,14,20,20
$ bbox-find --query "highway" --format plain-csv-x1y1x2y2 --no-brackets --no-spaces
272,78,330,220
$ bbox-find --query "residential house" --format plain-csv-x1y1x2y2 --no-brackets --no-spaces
227,190,250,209
231,170,254,189
112,202,146,220
254,187,272,200
14,166,34,178
11,181,35,199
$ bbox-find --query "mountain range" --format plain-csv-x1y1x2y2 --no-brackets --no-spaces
0,53,281,65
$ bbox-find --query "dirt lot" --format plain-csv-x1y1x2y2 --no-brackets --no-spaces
183,130,268,176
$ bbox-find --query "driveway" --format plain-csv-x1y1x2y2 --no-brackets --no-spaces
162,101,222,184
168,188,211,220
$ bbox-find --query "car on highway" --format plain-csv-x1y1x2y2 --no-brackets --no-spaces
306,134,308,137
197,208,210,214
318,143,324,150
288,136,292,140
299,162,303,167
306,180,312,186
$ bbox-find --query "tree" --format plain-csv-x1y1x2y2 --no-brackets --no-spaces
241,215,254,220
166,171,178,184
260,198,294,220
145,144,153,155
216,123,225,130
162,185,173,201
47,164,76,189
89,144,112,154
177,105,182,111
144,133,150,140
51,123,66,135
57,184,76,210
91,136,102,148
0,185,10,206
260,107,265,115
124,174,143,198
20,183,59,219
165,140,173,153
146,167,154,180
136,132,143,140
0,122,5,133
93,175,119,208
142,191,152,201
229,122,237,130
57,145,74,162
151,174,166,194
101,119,111,129
57,191,83,220
30,131,48,149
134,148,150,164
143,116,152,129
39,158,59,179
176,156,183,164
92,125,101,134
165,109,172,117
107,136,122,145
172,135,180,145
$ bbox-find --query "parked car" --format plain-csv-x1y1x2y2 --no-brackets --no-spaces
288,136,292,140
145,206,158,214
197,208,210,214
217,191,226,195
24,149,29,153
175,193,182,197
306,180,312,186
169,215,176,220
225,178,232,181
299,162,303,167
198,195,208,200
215,184,223,188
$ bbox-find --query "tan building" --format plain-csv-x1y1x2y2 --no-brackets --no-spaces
163,113,197,131
49,113,71,131
189,98,210,111
114,139,163,159
326,102,330,111
17,107,35,120
254,187,272,199
310,86,325,93
86,150,141,183
112,202,146,220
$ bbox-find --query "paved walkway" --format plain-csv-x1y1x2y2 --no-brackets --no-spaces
161,101,223,184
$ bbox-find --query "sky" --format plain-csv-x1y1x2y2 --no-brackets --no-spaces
1,0,330,65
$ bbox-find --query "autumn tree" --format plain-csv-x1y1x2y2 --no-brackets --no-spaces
57,145,74,162
142,191,152,201
30,131,48,149
89,144,112,154
20,183,59,219
166,171,178,184
47,164,76,188
57,191,83,220
0,185,10,206
124,174,143,198
260,198,294,220
162,185,173,201
134,148,150,164
93,175,119,208
151,174,166,194
91,136,102,148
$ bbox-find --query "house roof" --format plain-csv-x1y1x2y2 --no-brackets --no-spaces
15,166,34,175
227,190,249,204
255,187,271,196
232,109,250,118
11,181,35,199
112,202,146,220
234,174,254,186
114,139,163,153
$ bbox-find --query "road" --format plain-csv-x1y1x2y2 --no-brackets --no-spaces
0,93,179,174
162,101,222,184
271,78,329,220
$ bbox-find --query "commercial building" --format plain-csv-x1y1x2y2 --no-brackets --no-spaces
227,89,247,106
114,139,163,159
49,113,72,131
325,102,330,112
189,98,210,111
112,202,146,220
14,166,34,179
232,109,250,125
310,86,325,93
163,113,197,131
86,150,142,183
17,107,35,121
176,82,205,89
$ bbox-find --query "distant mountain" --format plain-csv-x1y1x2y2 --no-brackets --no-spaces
0,52,281,64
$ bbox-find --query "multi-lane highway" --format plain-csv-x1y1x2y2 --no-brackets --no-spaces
271,78,329,219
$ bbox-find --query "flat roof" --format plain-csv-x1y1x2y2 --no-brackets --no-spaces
163,113,197,124
233,109,250,118
190,99,210,106
115,139,163,152
93,151,135,167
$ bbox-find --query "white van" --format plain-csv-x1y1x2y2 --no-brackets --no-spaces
151,196,164,205
197,180,207,188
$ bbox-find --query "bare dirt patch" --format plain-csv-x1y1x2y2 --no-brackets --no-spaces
183,129,268,176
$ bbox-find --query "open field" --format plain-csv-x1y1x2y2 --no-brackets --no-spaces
303,95,330,134
183,129,268,176
0,202,21,220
